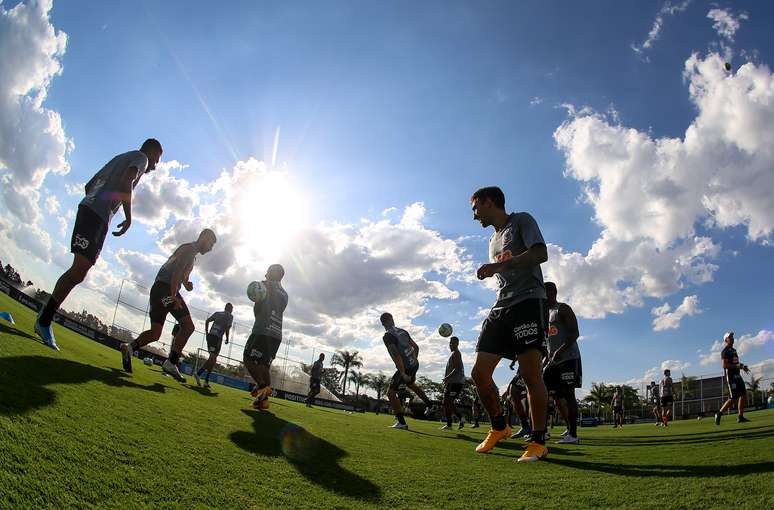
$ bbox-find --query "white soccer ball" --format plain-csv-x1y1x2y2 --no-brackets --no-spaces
247,281,267,303
438,323,453,337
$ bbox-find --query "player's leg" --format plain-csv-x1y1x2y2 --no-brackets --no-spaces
122,284,170,373
559,383,579,443
441,386,454,429
470,351,512,452
510,383,531,437
518,348,549,452
737,394,748,421
387,373,408,429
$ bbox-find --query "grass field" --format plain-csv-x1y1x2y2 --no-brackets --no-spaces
1,292,773,509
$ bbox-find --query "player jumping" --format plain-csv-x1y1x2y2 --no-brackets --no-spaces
35,139,162,350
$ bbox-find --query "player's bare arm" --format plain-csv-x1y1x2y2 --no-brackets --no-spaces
476,244,548,279
386,344,407,378
550,303,580,363
112,165,140,236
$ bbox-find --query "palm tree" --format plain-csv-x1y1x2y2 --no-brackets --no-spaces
583,382,612,417
367,372,389,402
331,350,363,394
349,370,368,399
748,376,762,406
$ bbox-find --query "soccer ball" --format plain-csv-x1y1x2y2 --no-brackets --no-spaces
246,281,267,303
438,323,453,337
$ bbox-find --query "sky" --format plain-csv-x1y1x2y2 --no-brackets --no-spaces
1,0,773,395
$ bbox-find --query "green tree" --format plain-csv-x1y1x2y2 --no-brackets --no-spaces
415,376,443,401
331,350,363,394
583,382,613,417
366,372,390,406
349,370,368,399
748,376,762,406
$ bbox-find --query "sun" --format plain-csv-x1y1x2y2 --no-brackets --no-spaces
235,171,308,264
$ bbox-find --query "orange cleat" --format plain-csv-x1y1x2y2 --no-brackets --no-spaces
475,425,512,453
517,442,549,463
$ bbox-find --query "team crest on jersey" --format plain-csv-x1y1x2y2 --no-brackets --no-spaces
161,296,176,307
73,234,90,250
548,325,559,337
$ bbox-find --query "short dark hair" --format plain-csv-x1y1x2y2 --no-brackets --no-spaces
140,138,163,154
450,336,459,342
267,264,285,281
544,281,557,292
225,303,233,311
471,186,505,209
379,312,393,325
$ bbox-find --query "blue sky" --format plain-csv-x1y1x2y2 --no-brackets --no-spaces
1,0,773,393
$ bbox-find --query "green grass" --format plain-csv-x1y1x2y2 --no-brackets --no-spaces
1,292,773,510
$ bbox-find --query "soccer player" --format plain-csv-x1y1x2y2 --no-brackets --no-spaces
542,281,582,444
611,387,624,428
306,353,325,407
660,369,674,426
34,139,163,350
380,312,436,430
244,264,288,410
648,381,662,426
469,186,550,463
715,331,751,425
506,364,531,438
440,336,466,430
0,311,14,325
194,303,234,387
120,229,217,381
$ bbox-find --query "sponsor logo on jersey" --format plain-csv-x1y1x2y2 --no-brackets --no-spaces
161,295,176,307
73,234,90,250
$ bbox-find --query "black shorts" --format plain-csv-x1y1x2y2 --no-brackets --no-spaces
476,298,548,360
389,365,419,391
148,281,190,325
244,333,281,367
728,374,746,399
444,382,464,400
661,395,673,407
614,405,624,414
510,373,526,391
309,378,321,394
543,358,582,392
70,205,108,265
206,334,223,354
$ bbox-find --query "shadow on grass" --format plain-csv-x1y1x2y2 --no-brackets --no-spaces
188,386,218,397
546,457,774,478
580,427,774,447
0,322,45,347
231,409,381,503
0,355,167,414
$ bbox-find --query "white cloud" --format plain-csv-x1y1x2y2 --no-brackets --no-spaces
44,193,60,215
661,359,691,373
700,330,774,366
529,96,544,106
0,0,72,223
132,160,198,230
651,294,701,331
706,8,748,42
548,51,774,319
631,0,691,58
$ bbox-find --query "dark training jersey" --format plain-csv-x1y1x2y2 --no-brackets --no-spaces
156,243,198,289
251,281,288,340
81,150,148,223
488,212,547,307
722,345,741,377
207,311,233,340
310,360,323,380
383,327,419,371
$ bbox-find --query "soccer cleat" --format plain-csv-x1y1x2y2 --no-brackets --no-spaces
0,311,14,324
203,382,211,389
162,359,186,382
557,435,579,444
120,343,133,373
545,431,551,439
737,416,750,423
458,420,465,430
475,425,512,453
471,423,480,429
194,373,202,386
512,426,531,439
560,429,569,437
34,318,60,351
714,413,721,425
517,442,549,463
391,422,408,430
439,424,452,430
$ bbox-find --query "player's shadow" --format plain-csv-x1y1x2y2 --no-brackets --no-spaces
188,386,218,397
546,457,774,478
0,322,45,347
0,355,167,415
230,409,381,503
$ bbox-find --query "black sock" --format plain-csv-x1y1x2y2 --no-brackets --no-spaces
446,418,452,427
169,351,181,365
197,367,205,376
491,414,506,431
205,371,211,383
520,416,529,429
38,296,60,327
396,414,406,425
531,429,546,445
